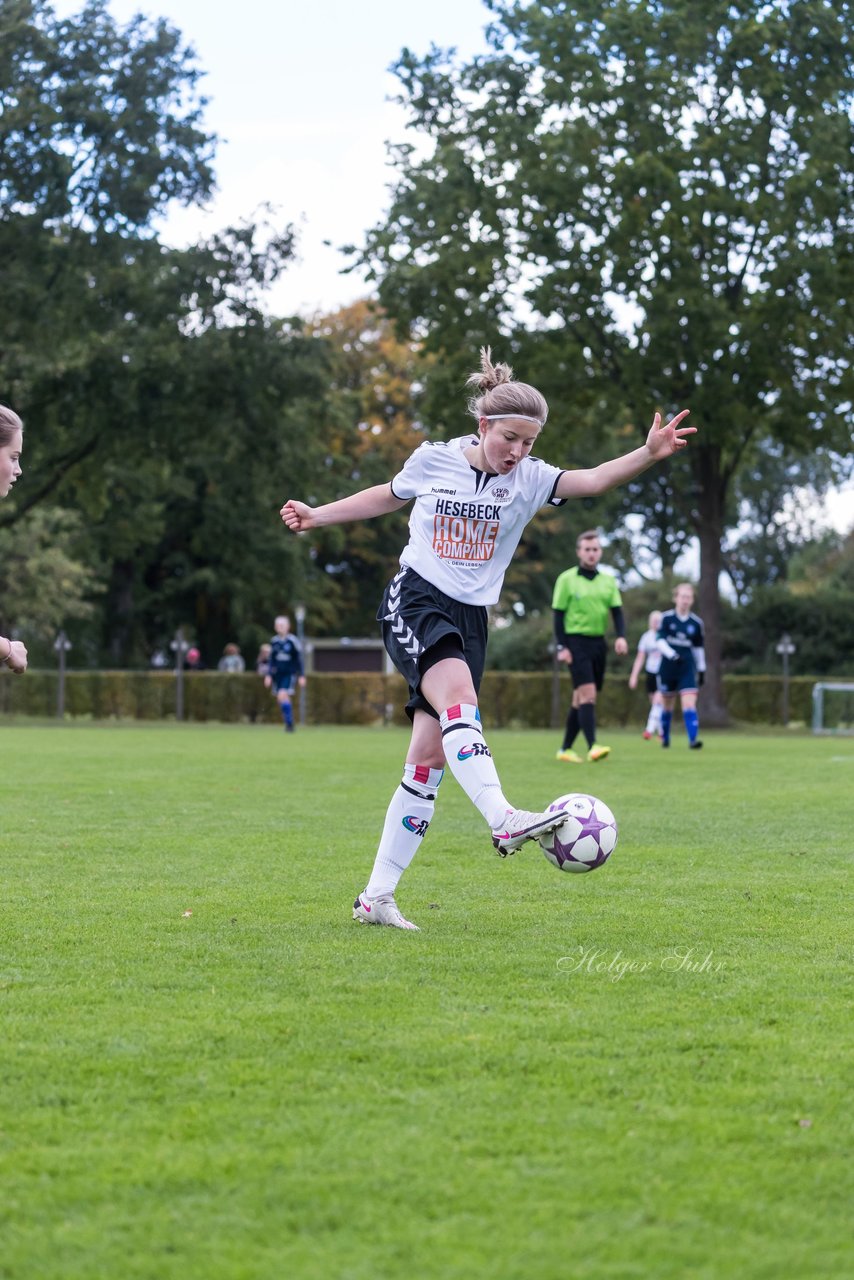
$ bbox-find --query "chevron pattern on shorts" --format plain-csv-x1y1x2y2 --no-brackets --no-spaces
384,569,422,657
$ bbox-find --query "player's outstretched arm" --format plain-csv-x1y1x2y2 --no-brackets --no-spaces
281,483,408,532
556,411,694,500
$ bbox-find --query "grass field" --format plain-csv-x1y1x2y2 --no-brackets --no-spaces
2,721,853,1280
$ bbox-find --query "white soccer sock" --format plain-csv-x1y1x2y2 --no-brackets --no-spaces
439,703,511,830
364,764,444,900
646,704,660,735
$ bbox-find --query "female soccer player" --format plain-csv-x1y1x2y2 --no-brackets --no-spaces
628,609,664,739
0,405,28,675
656,584,706,749
264,614,306,732
282,351,695,929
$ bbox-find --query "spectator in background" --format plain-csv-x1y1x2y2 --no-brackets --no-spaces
185,646,203,670
248,642,272,726
218,643,245,673
0,405,28,676
255,643,271,678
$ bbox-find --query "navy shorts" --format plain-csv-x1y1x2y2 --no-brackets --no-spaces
565,634,607,690
378,566,488,721
271,675,298,696
658,659,697,695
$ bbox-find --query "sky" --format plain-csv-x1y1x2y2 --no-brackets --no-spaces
50,0,852,538
54,0,493,315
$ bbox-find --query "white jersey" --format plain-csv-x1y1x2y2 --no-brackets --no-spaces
390,435,565,606
637,627,662,675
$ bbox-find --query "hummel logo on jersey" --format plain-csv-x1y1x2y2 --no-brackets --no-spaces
402,815,430,836
457,742,492,761
431,487,457,495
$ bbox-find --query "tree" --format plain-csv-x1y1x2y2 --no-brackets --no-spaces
0,2,295,511
721,441,841,603
787,527,854,592
359,0,854,721
0,506,101,657
722,583,854,675
1,1,306,664
294,301,432,636
71,316,337,665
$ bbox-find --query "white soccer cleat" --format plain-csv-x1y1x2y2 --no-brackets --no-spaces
353,892,420,931
491,808,564,857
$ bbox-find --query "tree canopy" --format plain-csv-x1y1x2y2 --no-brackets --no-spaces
0,1,311,663
358,0,854,717
2,1,852,679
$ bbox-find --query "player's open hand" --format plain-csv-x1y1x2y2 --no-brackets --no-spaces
645,410,694,460
281,500,316,532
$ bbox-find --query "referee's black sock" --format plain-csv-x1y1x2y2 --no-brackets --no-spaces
578,703,596,749
562,707,580,751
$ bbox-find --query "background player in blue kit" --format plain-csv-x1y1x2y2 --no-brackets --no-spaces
656,584,706,750
264,614,306,732
282,349,695,929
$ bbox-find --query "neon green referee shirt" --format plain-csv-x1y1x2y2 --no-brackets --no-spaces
552,567,622,636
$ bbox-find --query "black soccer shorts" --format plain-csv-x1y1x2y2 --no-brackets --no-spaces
377,566,488,721
565,633,608,690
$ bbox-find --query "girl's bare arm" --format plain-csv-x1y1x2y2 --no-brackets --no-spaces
281,484,408,532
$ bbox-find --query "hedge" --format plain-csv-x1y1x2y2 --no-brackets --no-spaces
0,669,846,727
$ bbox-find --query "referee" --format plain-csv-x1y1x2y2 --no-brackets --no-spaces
552,530,627,762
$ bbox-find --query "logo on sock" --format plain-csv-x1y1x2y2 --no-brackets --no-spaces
402,816,430,837
444,705,481,723
457,742,492,761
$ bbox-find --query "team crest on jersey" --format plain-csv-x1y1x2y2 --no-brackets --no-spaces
491,487,509,499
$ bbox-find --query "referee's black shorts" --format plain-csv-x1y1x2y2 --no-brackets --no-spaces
565,633,608,690
378,566,488,721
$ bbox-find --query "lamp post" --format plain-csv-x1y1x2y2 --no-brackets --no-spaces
776,633,797,726
171,628,190,721
295,603,307,727
54,630,72,719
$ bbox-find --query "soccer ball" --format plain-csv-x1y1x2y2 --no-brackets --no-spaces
539,793,618,873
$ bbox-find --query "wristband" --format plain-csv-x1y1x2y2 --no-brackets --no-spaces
1,639,12,664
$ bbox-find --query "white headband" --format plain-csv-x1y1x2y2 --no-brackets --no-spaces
482,414,543,426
